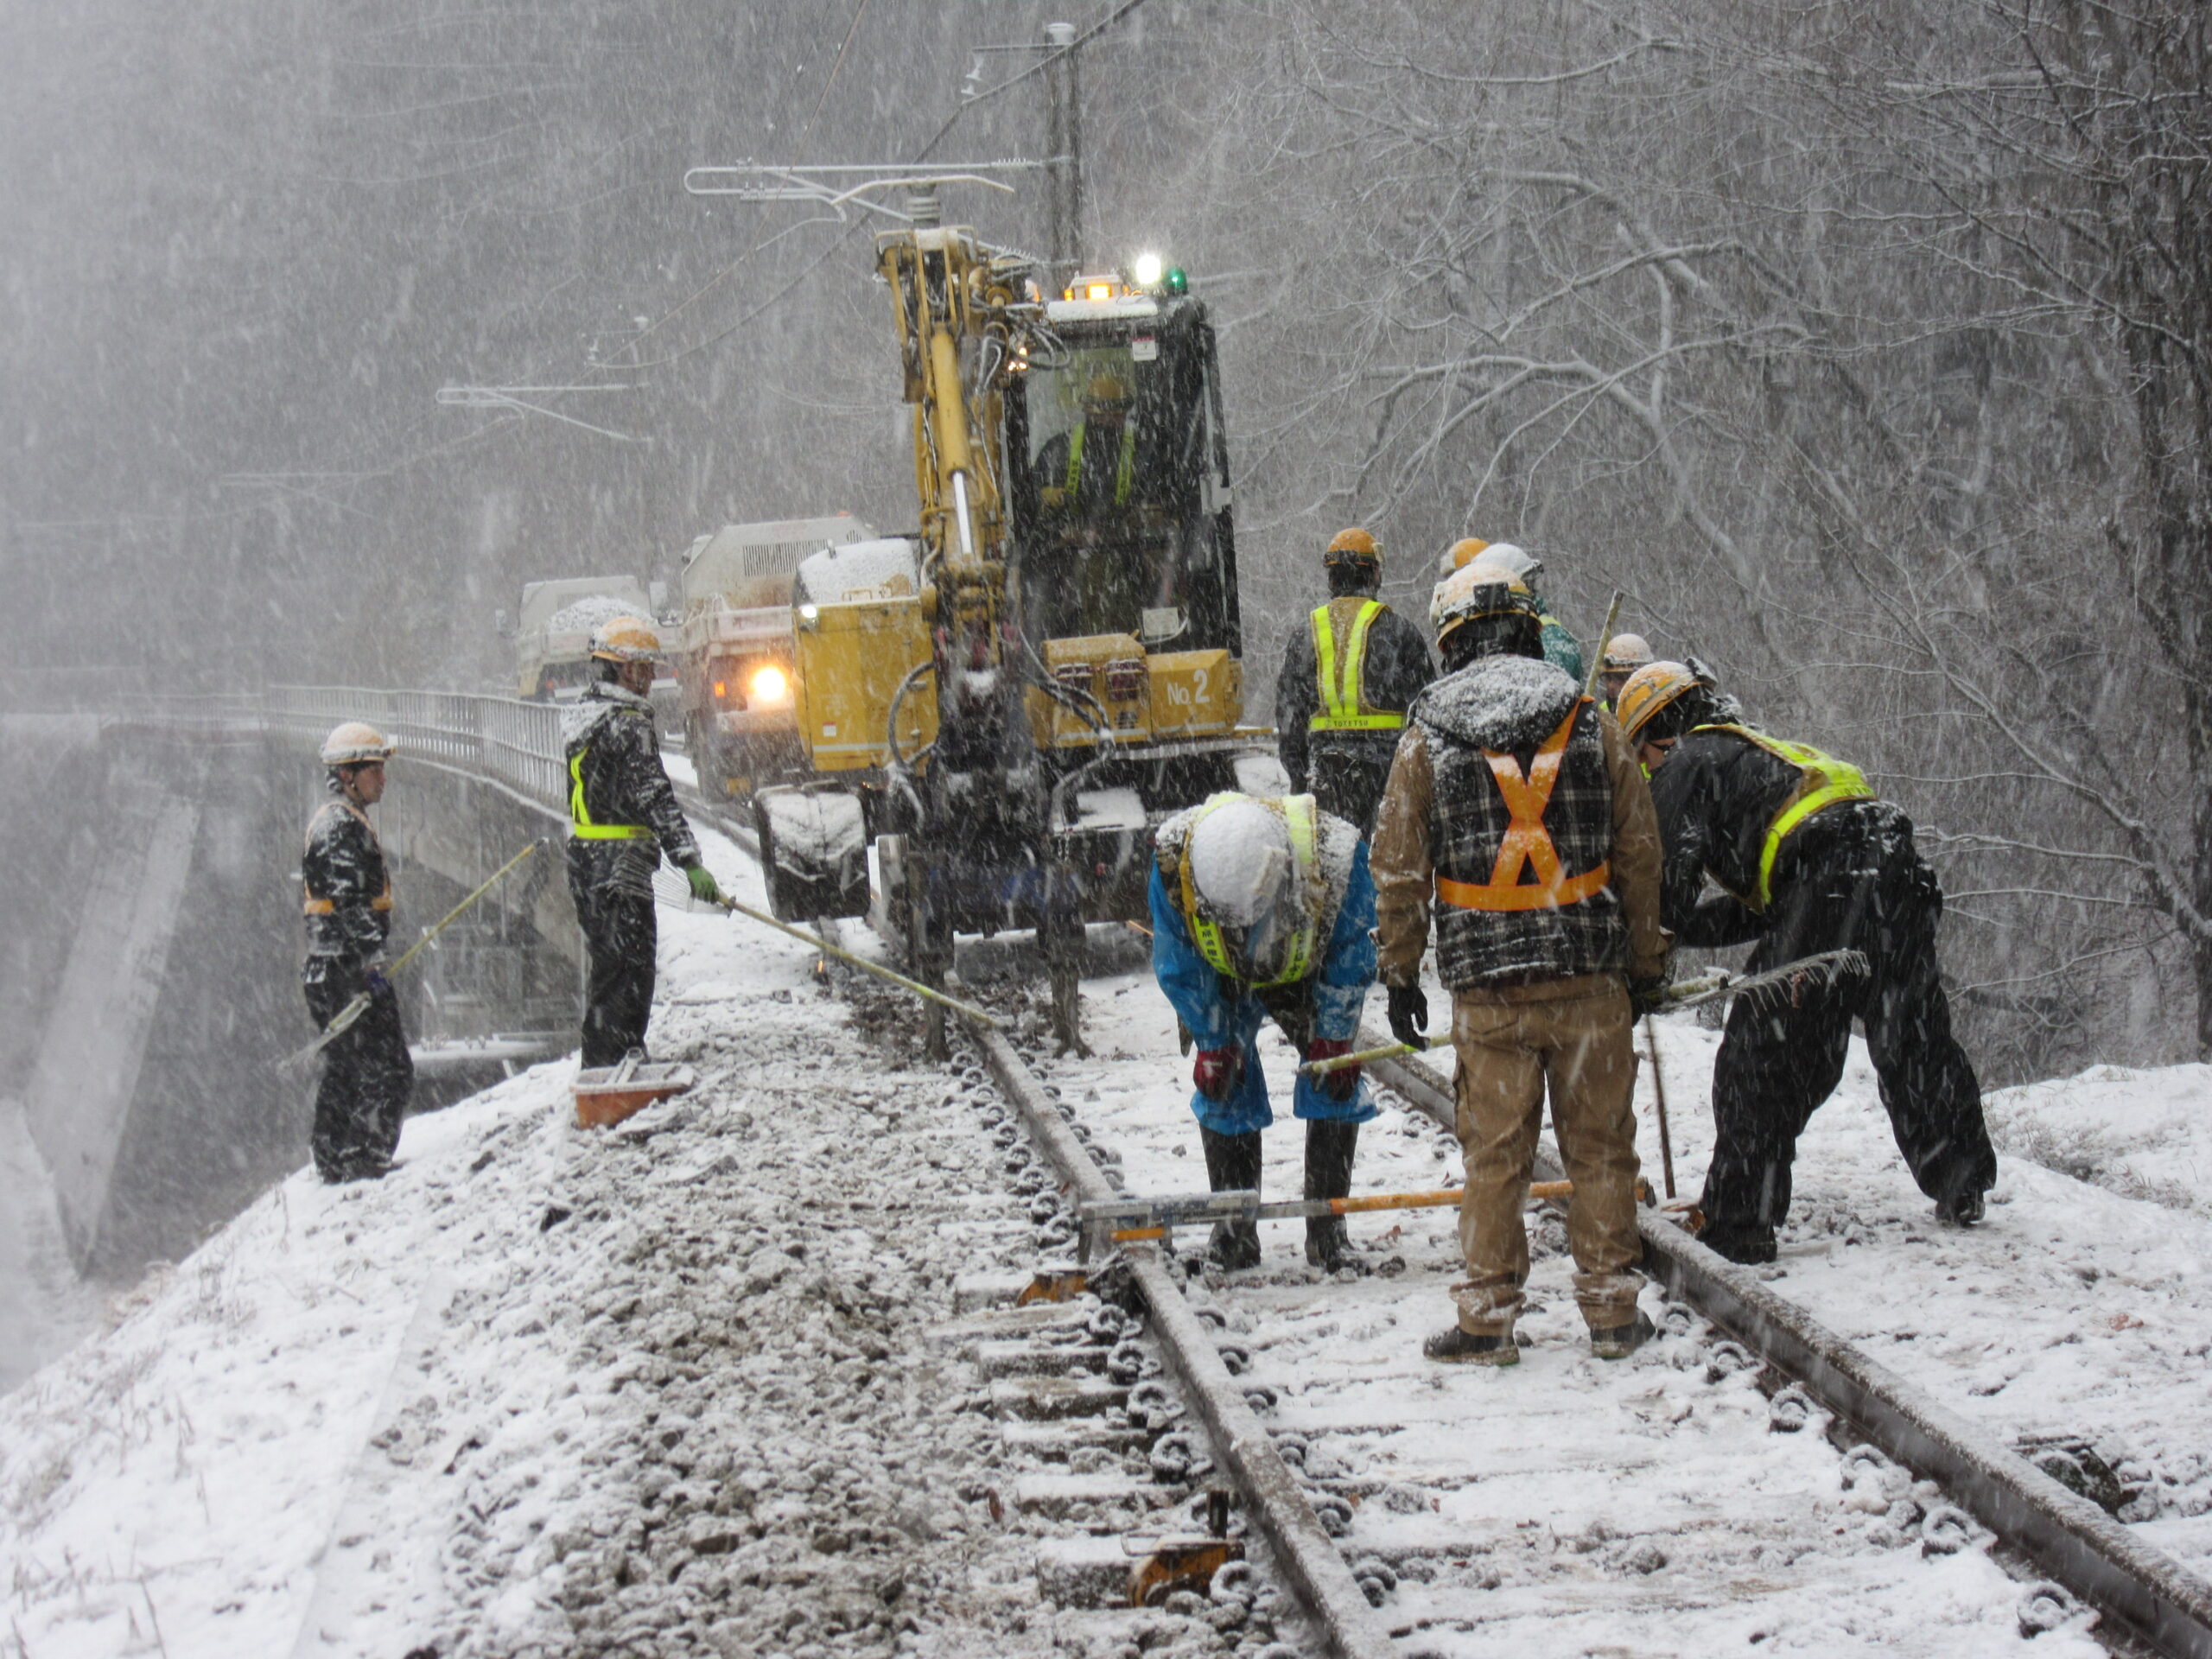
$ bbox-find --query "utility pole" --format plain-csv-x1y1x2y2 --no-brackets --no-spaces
1042,21,1084,289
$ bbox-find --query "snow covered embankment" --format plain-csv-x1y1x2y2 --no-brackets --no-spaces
0,833,1069,1659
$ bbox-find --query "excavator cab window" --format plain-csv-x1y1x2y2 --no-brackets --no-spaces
1007,306,1239,658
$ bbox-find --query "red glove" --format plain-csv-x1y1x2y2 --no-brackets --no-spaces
1305,1039,1360,1102
1192,1046,1243,1102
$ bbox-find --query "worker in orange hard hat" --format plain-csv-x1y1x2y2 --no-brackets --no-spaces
1274,527,1434,837
565,617,721,1069
1619,659,1995,1263
302,721,412,1182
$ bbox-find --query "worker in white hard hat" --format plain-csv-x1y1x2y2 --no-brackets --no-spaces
1369,566,1670,1363
1598,632,1653,710
302,721,412,1181
1439,541,1587,683
1148,791,1378,1272
565,617,721,1067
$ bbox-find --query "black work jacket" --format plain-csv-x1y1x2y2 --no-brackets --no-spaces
302,785,392,966
1275,598,1433,793
563,684,700,890
1647,728,1888,947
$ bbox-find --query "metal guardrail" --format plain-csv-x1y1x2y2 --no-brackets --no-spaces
264,687,567,814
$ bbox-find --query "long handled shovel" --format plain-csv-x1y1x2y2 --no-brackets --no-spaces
283,840,543,1072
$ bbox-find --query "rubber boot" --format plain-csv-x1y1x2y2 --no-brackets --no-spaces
1198,1127,1263,1270
1303,1120,1367,1274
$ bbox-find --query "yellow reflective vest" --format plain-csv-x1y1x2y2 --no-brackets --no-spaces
1176,794,1322,987
1695,723,1875,908
1309,599,1406,734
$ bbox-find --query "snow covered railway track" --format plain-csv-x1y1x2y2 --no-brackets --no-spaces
1360,1047,2212,1659
663,776,2209,1655
1025,1039,2147,1656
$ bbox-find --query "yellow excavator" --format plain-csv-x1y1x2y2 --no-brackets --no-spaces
748,183,1261,1054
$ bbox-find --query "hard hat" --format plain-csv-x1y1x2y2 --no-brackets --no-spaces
1185,795,1305,982
1084,372,1133,409
1436,537,1490,576
1429,562,1536,646
589,614,662,663
1615,660,1701,743
1323,527,1381,567
1602,632,1654,673
1471,541,1541,583
321,721,396,767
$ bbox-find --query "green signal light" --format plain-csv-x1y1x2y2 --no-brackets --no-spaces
1164,266,1188,295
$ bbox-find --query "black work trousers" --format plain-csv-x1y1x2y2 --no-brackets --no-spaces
1308,736,1398,841
569,848,659,1068
1700,807,1995,1248
302,967,412,1181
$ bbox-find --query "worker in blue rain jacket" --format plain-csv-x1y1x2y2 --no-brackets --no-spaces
1148,791,1377,1272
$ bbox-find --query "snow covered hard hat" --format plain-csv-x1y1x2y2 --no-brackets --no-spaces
1323,527,1381,569
1181,794,1317,985
1429,561,1536,646
1615,661,1701,743
1602,632,1654,673
589,615,662,663
1469,542,1541,583
321,721,395,766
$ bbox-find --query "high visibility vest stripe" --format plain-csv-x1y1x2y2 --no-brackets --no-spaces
1065,419,1135,506
1178,795,1322,988
1435,702,1611,913
569,751,653,841
1309,600,1404,732
1694,723,1875,909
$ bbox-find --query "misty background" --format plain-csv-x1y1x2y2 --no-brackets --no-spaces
4,0,2209,1088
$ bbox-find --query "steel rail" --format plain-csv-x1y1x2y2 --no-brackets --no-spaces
1367,1042,2212,1659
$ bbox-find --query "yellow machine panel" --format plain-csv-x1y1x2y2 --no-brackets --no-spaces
794,597,937,772
1040,633,1151,747
1147,649,1241,738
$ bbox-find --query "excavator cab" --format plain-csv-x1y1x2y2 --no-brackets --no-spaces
1006,277,1241,658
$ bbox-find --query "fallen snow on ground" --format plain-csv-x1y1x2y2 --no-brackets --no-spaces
1984,1061,2212,1219
0,833,1131,1659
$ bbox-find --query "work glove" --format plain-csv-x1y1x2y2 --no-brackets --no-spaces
1192,1046,1243,1103
365,966,391,996
1628,976,1669,1020
1386,984,1429,1049
686,864,723,906
1304,1038,1360,1102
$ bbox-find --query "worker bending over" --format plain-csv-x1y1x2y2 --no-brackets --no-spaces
1274,529,1434,837
1618,662,1996,1263
564,616,721,1067
1149,791,1378,1272
302,722,413,1182
1371,566,1669,1363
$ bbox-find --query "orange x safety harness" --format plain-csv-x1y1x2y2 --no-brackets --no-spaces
1436,702,1612,913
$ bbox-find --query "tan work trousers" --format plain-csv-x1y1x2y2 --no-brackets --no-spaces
1448,978,1644,1336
